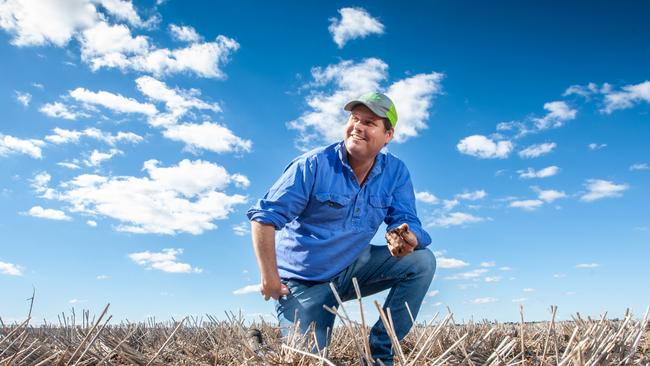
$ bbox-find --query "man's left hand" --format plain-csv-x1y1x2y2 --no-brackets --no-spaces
385,223,418,257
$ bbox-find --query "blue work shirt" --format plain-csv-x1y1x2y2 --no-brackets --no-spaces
247,141,431,282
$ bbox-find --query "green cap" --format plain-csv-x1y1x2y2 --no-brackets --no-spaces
344,92,398,128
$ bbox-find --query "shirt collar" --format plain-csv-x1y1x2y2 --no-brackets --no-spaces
337,141,386,179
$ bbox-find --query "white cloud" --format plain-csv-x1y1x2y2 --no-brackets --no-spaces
386,72,444,143
511,298,527,303
0,0,98,46
0,261,23,276
84,148,122,167
444,268,488,280
15,91,31,106
31,171,56,199
602,81,650,114
553,273,566,278
51,159,248,235
46,127,143,145
24,206,71,221
588,143,607,151
78,21,150,70
415,191,438,205
427,290,439,297
518,166,560,179
96,274,109,280
499,266,512,271
87,220,97,227
128,36,240,78
289,58,443,148
457,135,513,159
456,190,486,201
523,288,535,292
576,263,599,269
533,101,577,130
95,0,146,27
163,122,252,154
169,24,201,43
433,251,469,269
442,199,459,210
509,199,544,211
427,212,486,228
480,261,496,268
40,102,84,120
484,276,502,283
69,298,87,304
233,283,261,295
470,297,498,304
580,179,628,202
630,163,648,171
0,134,45,159
135,76,221,127
129,248,202,273
563,82,602,98
232,222,250,237
70,87,157,115
519,142,556,158
328,7,384,48
536,189,567,203
58,162,81,170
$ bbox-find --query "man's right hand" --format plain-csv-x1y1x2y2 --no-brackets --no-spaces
260,276,290,301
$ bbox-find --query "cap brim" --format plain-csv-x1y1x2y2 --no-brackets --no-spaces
343,100,387,119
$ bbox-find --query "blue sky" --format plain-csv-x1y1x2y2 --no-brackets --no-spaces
1,1,649,324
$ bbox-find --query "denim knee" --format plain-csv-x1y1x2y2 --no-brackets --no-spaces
410,249,436,279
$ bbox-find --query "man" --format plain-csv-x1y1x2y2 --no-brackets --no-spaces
246,92,436,365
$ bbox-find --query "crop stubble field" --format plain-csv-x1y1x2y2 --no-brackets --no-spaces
1,292,649,366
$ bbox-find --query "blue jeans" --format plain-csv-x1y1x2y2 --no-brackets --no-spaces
275,244,436,365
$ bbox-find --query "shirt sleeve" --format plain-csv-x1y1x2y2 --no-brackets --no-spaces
384,164,432,248
246,156,315,230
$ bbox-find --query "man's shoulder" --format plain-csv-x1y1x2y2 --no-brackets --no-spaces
382,149,408,170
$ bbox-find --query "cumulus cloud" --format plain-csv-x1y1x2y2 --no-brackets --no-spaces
580,179,628,202
509,199,544,211
602,80,650,114
135,75,221,127
444,268,488,280
533,101,577,130
78,21,149,70
0,0,98,46
24,206,71,220
0,134,45,159
630,163,648,171
289,58,443,148
426,212,486,228
40,102,85,120
536,189,567,203
456,190,486,201
233,284,261,295
163,122,252,154
480,261,496,268
470,297,498,304
433,251,469,269
129,248,202,273
50,159,248,235
563,82,603,98
427,290,439,297
95,0,147,27
518,166,560,179
519,142,556,158
484,276,502,283
576,263,599,269
232,222,250,236
169,24,201,43
87,220,97,227
328,7,384,48
84,148,122,167
15,91,31,106
415,191,439,205
0,261,24,276
588,143,607,151
45,127,143,145
70,87,157,115
457,135,513,159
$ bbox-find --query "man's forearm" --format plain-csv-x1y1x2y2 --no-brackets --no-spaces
251,220,281,283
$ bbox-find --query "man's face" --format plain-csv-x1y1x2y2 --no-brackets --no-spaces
344,104,394,162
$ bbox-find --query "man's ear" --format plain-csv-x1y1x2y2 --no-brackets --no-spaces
384,128,394,145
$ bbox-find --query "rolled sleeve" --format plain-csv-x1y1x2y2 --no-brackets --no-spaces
246,156,315,230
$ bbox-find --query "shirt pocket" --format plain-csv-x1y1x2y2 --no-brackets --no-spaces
311,192,351,224
367,194,393,230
